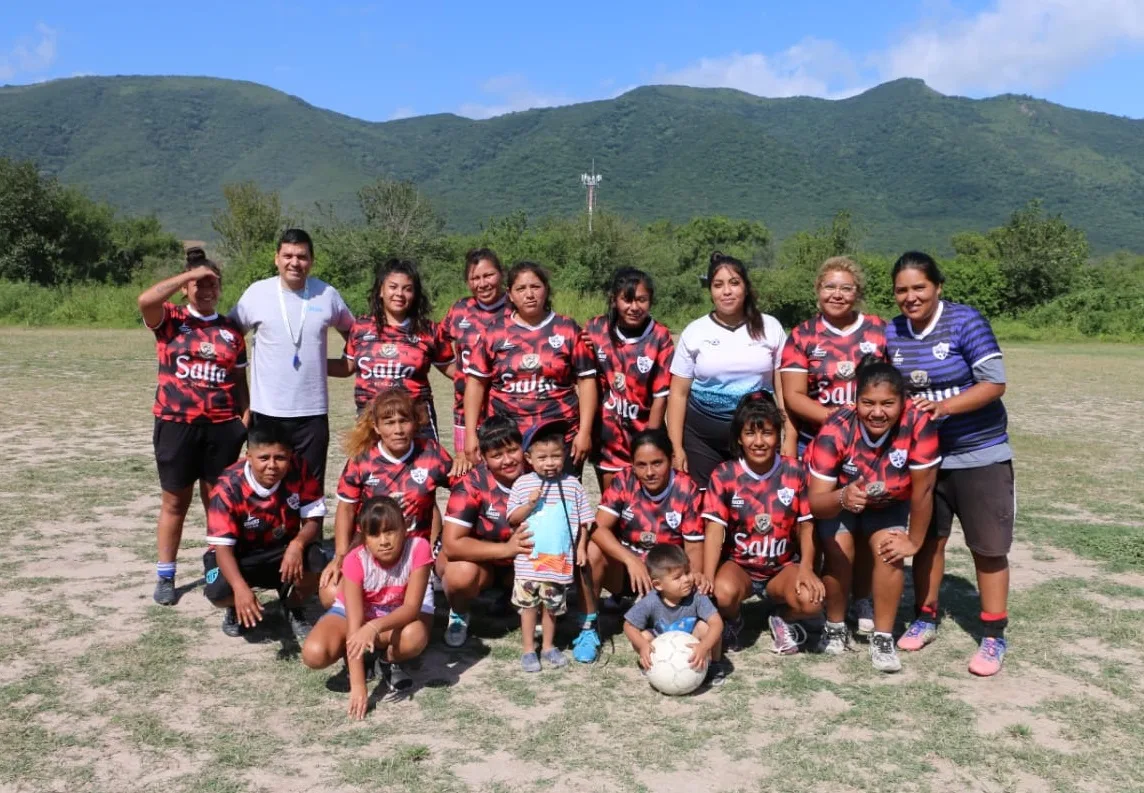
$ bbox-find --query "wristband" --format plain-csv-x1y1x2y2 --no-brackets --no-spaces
839,488,850,512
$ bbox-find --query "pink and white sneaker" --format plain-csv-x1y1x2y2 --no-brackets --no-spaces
968,637,1007,677
897,619,937,652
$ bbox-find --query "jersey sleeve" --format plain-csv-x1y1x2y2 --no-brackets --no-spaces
408,537,433,569
571,321,596,377
678,477,706,541
431,443,454,486
908,409,943,470
233,330,249,368
957,305,1003,369
444,477,481,527
341,549,366,585
465,333,493,379
779,326,808,372
297,462,328,519
805,423,845,482
669,324,698,379
205,481,240,546
795,468,813,522
343,321,361,361
597,474,627,519
651,327,674,398
623,593,655,629
430,321,455,366
336,458,363,504
700,467,731,526
147,302,176,337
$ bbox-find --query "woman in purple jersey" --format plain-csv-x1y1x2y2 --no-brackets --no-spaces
884,252,1013,677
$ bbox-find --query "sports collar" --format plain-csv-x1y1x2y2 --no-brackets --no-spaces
640,471,674,503
614,319,655,345
477,295,507,311
821,313,864,337
738,455,780,481
185,304,219,322
512,311,556,331
378,442,415,465
244,462,282,498
906,301,945,340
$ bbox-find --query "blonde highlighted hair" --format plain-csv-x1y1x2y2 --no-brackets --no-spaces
816,256,866,307
344,387,421,459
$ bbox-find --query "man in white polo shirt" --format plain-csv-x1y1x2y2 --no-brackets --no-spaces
231,229,354,491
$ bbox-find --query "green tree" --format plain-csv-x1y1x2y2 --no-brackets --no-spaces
211,182,288,261
357,178,445,255
988,199,1088,313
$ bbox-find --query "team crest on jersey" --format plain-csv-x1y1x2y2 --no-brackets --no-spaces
859,341,877,355
889,449,907,469
380,343,399,359
810,344,827,359
639,531,657,548
287,493,301,510
754,514,773,534
613,372,626,392
219,329,235,344
777,487,795,507
932,342,950,361
548,334,565,350
199,342,216,359
521,353,541,370
665,510,682,529
636,355,653,374
731,493,746,509
892,349,904,366
410,467,428,485
622,507,635,521
865,481,887,497
836,361,855,380
910,370,930,387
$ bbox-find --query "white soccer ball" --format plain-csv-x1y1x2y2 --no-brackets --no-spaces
646,630,707,696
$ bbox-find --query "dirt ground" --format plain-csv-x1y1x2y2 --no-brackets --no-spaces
1,331,1142,793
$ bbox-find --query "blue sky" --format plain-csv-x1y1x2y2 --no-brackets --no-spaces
3,0,1143,120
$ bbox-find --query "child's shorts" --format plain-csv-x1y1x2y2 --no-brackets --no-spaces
511,579,568,615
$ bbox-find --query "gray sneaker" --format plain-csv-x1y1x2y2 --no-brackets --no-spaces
521,652,541,673
870,633,902,673
153,577,176,606
221,607,243,638
817,622,851,656
541,648,569,669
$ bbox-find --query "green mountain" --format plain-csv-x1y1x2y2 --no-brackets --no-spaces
2,75,1143,252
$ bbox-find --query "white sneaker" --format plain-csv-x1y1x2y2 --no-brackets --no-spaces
870,633,902,673
853,597,875,637
443,610,470,648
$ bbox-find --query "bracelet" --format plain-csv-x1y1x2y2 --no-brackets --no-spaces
838,488,850,512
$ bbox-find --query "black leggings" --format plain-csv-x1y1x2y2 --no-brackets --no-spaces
683,404,732,490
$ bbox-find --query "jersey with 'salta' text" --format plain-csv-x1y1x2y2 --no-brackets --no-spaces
701,457,811,581
343,316,452,410
465,312,596,442
597,469,705,558
444,464,515,566
805,404,941,505
441,296,510,427
206,460,325,555
336,439,453,539
885,301,1008,456
583,316,674,470
150,303,248,424
779,313,887,441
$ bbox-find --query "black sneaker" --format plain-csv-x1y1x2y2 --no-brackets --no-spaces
706,658,731,688
379,661,414,702
722,617,744,653
221,607,243,637
153,577,176,606
286,608,311,641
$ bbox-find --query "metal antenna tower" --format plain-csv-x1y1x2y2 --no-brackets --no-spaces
580,159,601,234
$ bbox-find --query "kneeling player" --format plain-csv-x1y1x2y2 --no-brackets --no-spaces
701,393,825,655
623,544,727,686
203,424,327,639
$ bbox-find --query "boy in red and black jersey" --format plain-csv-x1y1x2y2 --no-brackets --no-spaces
780,313,887,447
343,318,453,416
583,314,674,478
336,438,453,541
465,312,597,449
700,393,824,655
203,424,328,639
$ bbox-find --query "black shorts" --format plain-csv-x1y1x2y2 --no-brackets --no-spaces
153,418,246,493
202,543,327,602
930,462,1015,557
249,412,330,491
682,404,733,490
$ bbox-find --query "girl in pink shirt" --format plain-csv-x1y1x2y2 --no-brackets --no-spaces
301,496,432,719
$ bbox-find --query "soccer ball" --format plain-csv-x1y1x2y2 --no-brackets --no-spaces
645,630,707,696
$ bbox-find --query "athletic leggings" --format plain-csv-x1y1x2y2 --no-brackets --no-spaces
683,404,733,490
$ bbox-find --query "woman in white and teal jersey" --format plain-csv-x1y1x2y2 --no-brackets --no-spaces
666,252,792,489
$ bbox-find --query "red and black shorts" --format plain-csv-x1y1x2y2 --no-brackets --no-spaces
202,543,327,603
153,417,247,493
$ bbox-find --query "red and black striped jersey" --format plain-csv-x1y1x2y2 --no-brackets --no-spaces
779,314,887,441
343,316,452,410
805,404,941,505
465,312,596,442
584,316,674,470
440,296,510,426
444,464,514,565
701,456,811,581
598,469,704,558
149,303,247,424
336,439,453,539
206,459,326,554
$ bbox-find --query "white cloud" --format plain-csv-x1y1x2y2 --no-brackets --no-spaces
0,23,58,82
457,74,579,119
389,106,415,120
